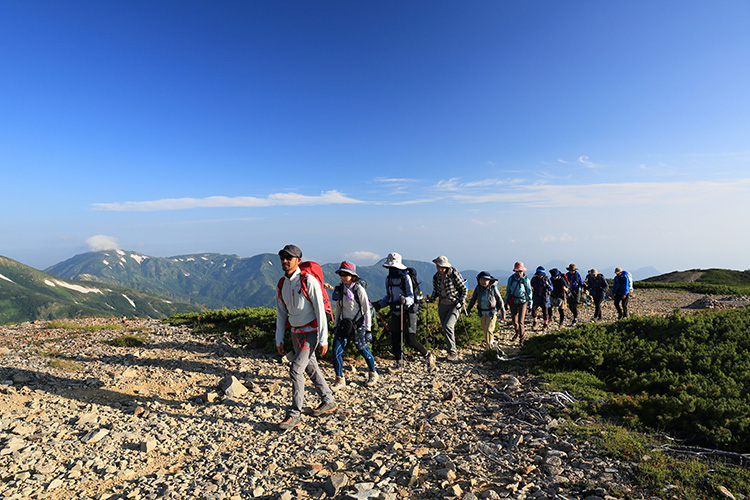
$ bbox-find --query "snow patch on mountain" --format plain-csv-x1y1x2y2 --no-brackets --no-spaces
129,254,148,265
44,279,103,294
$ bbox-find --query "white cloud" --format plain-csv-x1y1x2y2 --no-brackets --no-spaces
86,235,121,252
92,190,364,212
577,155,600,169
434,177,519,191
541,233,574,242
557,155,601,169
451,179,750,208
374,177,419,183
435,178,461,191
344,251,381,262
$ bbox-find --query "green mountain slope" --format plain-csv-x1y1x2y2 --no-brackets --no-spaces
46,251,285,309
46,251,441,309
0,255,200,324
643,268,750,286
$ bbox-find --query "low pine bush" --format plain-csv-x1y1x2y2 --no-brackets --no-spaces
525,307,750,452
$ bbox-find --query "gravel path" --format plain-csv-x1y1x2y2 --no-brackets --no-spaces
1,290,748,500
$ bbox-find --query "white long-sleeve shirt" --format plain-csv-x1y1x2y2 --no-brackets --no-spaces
275,267,329,346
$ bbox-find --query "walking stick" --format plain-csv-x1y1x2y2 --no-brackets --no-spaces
458,304,475,359
400,302,405,379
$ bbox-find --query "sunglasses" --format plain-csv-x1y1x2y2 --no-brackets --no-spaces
279,255,296,261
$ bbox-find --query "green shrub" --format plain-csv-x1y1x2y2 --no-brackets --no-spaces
526,307,750,451
166,303,486,360
634,280,750,296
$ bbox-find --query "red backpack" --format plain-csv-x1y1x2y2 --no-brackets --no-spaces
277,261,333,322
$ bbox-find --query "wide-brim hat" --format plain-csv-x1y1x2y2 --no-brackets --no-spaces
535,266,546,275
383,252,406,270
513,261,527,272
476,271,496,283
278,244,302,259
432,255,452,268
335,261,358,278
615,267,623,274
567,263,577,272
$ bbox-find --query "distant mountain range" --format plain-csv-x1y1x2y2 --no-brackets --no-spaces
43,250,663,311
44,250,439,310
0,255,199,324
0,249,667,324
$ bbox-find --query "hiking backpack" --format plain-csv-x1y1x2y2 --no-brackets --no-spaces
405,267,425,311
276,261,333,322
386,267,424,311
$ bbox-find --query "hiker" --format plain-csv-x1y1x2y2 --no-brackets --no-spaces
549,268,568,326
275,244,336,430
530,266,552,330
565,264,584,325
373,252,435,371
466,271,505,348
330,261,378,391
612,267,632,319
429,255,468,361
505,262,532,344
585,269,608,320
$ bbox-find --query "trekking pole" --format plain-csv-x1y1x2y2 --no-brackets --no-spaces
458,304,474,359
400,302,405,379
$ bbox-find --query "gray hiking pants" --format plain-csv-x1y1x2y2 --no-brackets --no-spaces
438,302,461,355
289,331,334,418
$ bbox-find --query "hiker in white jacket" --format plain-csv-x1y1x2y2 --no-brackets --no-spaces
275,244,336,430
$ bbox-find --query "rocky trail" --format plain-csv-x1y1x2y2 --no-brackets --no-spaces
1,290,749,500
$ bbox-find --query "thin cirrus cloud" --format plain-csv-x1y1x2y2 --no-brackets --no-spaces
92,190,365,212
449,180,750,208
557,156,601,169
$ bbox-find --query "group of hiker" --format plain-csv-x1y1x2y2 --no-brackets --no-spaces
504,262,633,344
273,244,633,430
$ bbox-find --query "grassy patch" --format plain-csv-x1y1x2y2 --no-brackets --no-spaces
46,356,83,372
563,419,750,500
105,333,148,347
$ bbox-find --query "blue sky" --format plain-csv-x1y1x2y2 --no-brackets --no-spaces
2,1,749,275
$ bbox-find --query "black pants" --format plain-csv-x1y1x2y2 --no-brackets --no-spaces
592,294,604,319
567,298,578,320
390,309,427,361
614,295,629,319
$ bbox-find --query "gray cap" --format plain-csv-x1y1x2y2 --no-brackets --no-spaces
278,244,302,259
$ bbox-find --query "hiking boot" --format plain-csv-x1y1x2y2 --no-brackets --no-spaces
447,352,459,362
571,319,577,326
392,359,403,373
366,371,379,386
331,377,346,392
425,353,436,370
531,319,537,330
312,401,337,417
278,415,301,431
